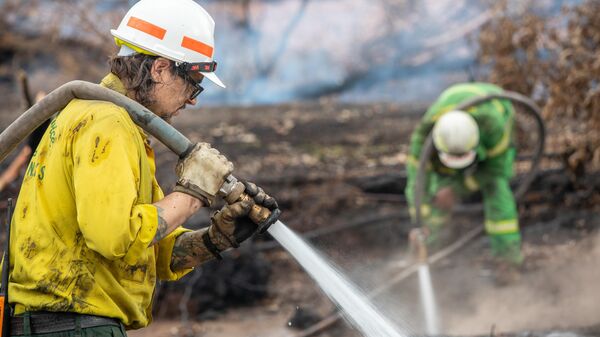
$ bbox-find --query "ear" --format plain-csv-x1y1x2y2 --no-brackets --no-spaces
150,58,173,83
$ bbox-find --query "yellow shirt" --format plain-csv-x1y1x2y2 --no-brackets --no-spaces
8,74,192,329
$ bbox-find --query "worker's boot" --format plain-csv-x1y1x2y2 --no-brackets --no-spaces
492,260,522,287
488,234,524,286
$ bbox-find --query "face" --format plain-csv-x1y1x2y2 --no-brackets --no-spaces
148,58,200,123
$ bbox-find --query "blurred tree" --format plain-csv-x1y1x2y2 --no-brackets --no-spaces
478,0,600,179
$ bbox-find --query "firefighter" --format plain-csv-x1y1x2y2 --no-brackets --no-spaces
6,0,279,336
405,83,523,271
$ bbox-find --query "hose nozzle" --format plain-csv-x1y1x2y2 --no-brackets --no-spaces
409,228,429,264
218,175,280,233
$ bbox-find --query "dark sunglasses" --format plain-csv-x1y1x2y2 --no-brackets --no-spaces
174,61,217,100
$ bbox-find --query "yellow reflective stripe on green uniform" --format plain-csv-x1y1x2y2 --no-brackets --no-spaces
427,215,446,227
407,155,419,168
485,219,519,235
407,154,434,170
462,85,506,117
486,115,513,158
430,103,457,122
453,85,511,158
432,85,511,158
448,85,506,117
464,175,480,192
409,204,432,219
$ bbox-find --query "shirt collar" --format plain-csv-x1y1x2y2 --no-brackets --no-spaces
100,73,151,145
100,73,127,95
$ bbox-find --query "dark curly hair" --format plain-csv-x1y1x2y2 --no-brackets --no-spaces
108,53,160,108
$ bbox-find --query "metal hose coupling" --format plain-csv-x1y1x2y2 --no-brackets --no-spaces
409,228,429,264
218,175,281,233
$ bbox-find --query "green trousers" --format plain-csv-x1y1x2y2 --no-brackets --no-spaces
417,164,523,265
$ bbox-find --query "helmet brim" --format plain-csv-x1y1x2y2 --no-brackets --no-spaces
439,150,476,169
202,71,226,88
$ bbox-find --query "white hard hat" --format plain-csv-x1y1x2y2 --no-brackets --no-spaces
432,110,479,169
111,0,225,88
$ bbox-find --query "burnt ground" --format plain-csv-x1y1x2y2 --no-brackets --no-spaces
1,100,599,337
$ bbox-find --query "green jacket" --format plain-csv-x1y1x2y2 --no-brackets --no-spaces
409,82,515,174
405,82,516,217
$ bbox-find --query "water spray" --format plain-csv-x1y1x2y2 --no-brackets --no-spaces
0,81,405,337
409,228,440,335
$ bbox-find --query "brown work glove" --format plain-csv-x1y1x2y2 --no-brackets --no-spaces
202,181,280,259
203,199,256,259
173,143,234,206
241,180,281,233
241,180,279,211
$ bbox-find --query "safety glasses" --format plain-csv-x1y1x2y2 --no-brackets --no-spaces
174,61,217,100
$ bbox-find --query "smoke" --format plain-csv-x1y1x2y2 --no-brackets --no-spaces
4,0,583,106
441,232,600,335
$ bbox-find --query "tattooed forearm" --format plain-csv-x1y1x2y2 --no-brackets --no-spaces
151,206,169,246
171,228,216,271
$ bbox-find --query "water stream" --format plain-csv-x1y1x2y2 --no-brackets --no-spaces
418,264,440,335
268,221,407,337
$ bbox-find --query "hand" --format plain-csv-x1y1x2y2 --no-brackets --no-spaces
433,187,455,211
174,143,233,206
241,180,279,211
207,199,257,254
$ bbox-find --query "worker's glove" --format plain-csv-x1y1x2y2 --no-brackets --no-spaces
174,142,234,206
202,182,280,259
242,180,281,232
202,199,257,259
241,180,279,211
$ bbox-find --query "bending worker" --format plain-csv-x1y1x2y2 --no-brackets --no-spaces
405,82,522,268
6,0,278,336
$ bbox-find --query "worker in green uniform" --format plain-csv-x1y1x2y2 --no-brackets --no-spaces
5,0,279,336
405,82,523,268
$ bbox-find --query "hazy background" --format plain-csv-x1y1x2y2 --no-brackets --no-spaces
0,0,581,106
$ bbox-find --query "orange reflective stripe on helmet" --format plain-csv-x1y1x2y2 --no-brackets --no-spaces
127,17,166,40
181,36,214,58
111,0,226,87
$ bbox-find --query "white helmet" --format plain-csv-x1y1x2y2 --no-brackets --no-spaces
432,110,479,169
111,0,225,88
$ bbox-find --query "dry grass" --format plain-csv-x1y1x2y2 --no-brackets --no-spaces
478,0,600,176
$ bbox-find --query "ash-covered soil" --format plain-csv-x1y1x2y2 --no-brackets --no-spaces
131,101,599,337
1,100,598,337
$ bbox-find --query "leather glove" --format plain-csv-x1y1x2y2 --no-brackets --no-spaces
202,182,280,259
202,199,256,259
173,143,234,206
241,180,279,211
242,180,281,232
